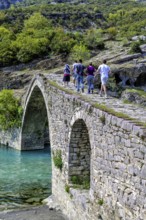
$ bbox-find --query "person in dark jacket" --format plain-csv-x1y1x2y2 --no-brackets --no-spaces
76,59,85,92
63,64,70,86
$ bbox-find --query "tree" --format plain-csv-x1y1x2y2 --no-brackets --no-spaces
0,26,16,66
84,28,104,50
12,12,52,63
107,27,117,40
12,34,49,63
50,28,75,54
0,90,23,130
70,44,90,61
24,12,52,30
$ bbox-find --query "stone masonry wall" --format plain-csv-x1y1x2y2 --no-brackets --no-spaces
0,128,21,149
69,119,91,183
45,82,146,220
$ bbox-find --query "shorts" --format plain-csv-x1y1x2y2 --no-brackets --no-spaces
101,76,108,85
63,75,70,82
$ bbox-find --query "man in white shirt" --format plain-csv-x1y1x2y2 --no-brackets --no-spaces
96,59,111,98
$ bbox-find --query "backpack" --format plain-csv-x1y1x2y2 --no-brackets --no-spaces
76,64,84,75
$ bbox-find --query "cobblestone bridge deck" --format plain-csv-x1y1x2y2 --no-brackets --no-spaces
45,72,146,125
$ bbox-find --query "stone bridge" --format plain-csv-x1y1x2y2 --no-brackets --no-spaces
2,73,146,220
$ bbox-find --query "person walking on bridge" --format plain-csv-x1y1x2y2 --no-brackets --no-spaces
86,62,96,94
76,59,85,93
72,60,78,87
63,64,70,86
96,59,111,98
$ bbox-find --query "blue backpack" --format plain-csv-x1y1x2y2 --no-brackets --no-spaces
76,64,84,75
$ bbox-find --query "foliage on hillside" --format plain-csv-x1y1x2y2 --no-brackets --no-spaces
0,90,23,130
0,0,145,66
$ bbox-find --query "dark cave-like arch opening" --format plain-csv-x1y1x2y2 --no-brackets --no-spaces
69,119,91,189
21,86,50,150
135,72,146,87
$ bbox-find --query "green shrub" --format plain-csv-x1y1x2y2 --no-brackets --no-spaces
70,43,90,61
71,175,82,185
82,176,90,189
65,184,70,193
99,115,105,125
84,28,105,50
0,89,23,130
71,175,90,189
98,199,104,206
53,150,63,171
130,42,141,53
107,27,117,40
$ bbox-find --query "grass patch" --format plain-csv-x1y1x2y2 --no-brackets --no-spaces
53,149,63,171
65,184,70,193
126,89,146,98
71,175,82,185
71,175,90,190
93,103,132,120
48,80,76,96
98,199,104,206
123,99,132,104
99,115,106,124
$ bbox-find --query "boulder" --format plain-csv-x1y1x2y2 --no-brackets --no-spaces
121,89,146,106
132,35,146,41
34,55,66,70
140,44,146,53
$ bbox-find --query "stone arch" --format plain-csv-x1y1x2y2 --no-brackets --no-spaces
68,110,94,188
21,75,50,150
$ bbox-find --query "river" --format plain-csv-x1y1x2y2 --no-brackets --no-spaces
0,145,52,211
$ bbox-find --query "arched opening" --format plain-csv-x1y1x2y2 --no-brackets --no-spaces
21,86,50,150
135,72,146,87
114,73,122,85
69,119,91,189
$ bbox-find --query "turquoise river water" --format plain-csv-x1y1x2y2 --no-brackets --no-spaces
0,145,51,211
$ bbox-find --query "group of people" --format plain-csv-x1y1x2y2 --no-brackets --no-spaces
63,59,111,98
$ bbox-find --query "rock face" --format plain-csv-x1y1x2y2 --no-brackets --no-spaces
0,70,33,91
140,44,146,53
111,63,146,87
0,0,23,9
110,53,142,64
121,89,146,106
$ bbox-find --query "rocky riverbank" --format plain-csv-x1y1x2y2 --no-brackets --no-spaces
0,205,67,220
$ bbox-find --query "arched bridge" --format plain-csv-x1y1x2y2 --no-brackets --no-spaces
19,74,146,220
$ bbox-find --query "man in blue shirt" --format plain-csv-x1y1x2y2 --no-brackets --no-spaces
75,59,85,93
